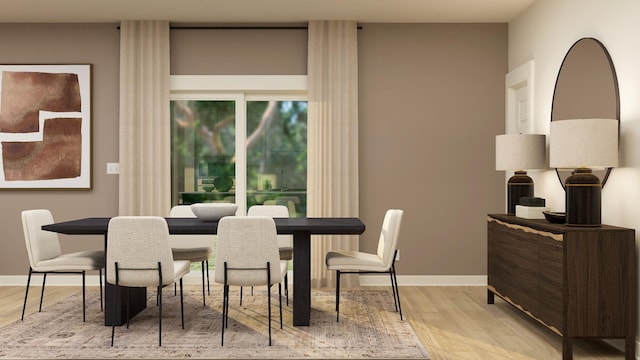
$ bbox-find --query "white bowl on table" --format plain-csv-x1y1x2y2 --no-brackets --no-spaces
190,202,238,221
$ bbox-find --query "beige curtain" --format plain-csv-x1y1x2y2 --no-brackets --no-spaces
307,21,360,288
118,21,171,216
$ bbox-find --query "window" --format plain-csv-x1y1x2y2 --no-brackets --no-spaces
170,76,308,217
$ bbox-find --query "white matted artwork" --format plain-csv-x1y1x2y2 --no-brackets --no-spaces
0,64,92,189
505,60,534,134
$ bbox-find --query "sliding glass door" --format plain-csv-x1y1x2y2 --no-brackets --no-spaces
170,96,307,217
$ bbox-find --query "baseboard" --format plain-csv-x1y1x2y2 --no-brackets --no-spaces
0,274,105,286
0,273,486,287
359,275,487,286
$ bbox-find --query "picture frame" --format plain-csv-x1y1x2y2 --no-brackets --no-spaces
0,64,91,189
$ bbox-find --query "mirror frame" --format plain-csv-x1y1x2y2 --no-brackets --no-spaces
550,37,620,189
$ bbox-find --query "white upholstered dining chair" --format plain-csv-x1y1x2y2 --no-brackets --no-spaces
169,205,214,307
246,204,292,305
21,209,104,322
106,216,191,347
214,216,287,346
325,209,404,321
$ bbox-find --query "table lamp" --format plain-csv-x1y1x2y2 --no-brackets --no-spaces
550,118,618,226
495,134,547,215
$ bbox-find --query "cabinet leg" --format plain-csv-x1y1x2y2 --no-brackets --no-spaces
625,336,635,360
487,289,494,304
562,336,572,360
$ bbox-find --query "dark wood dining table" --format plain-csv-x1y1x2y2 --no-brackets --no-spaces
42,217,365,326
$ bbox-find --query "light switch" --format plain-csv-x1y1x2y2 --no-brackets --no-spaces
106,163,119,174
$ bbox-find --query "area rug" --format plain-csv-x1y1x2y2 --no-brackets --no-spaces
0,288,429,359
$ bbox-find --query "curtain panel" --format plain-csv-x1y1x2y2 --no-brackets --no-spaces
118,21,171,216
307,21,360,288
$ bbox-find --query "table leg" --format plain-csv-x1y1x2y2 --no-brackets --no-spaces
104,284,146,326
292,231,311,326
103,233,147,326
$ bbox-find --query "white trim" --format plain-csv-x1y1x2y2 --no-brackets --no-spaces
506,60,534,134
0,275,103,286
359,275,487,286
0,274,485,287
171,75,307,92
235,93,248,215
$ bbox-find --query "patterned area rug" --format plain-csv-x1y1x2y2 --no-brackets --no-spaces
0,288,429,359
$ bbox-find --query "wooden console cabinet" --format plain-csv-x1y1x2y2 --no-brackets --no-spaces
487,214,636,359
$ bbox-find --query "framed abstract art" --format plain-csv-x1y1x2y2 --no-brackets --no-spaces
0,64,91,189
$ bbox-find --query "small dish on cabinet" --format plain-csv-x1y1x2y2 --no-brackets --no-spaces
542,211,565,224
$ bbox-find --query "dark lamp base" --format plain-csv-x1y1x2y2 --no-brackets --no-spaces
565,168,602,226
507,171,534,215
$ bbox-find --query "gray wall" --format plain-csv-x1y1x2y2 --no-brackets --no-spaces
0,23,506,277
0,24,120,271
358,24,506,275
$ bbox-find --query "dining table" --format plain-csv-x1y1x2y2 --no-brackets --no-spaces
42,216,365,326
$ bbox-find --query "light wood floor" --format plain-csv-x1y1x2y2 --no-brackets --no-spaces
0,285,628,359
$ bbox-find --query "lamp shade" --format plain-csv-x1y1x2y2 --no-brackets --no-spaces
550,118,618,169
495,134,547,171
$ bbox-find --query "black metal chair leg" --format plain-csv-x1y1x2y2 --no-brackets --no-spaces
111,322,115,346
225,285,230,329
392,265,403,321
206,260,210,295
278,283,283,329
221,284,227,346
38,273,47,313
112,263,119,347
21,268,33,321
126,287,130,329
158,285,162,347
99,269,103,311
180,279,185,329
240,286,243,306
389,270,399,312
268,284,272,346
336,270,341,322
201,261,206,307
82,271,86,322
267,265,272,346
284,272,289,306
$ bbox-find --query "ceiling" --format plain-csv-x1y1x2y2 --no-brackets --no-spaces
0,0,536,24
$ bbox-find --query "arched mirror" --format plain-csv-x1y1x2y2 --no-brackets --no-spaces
551,37,619,188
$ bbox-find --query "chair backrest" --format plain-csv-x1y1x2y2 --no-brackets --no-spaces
168,205,214,250
214,216,281,287
376,209,404,269
247,204,288,218
106,216,175,287
247,205,292,249
262,199,297,217
21,209,62,269
169,205,196,217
